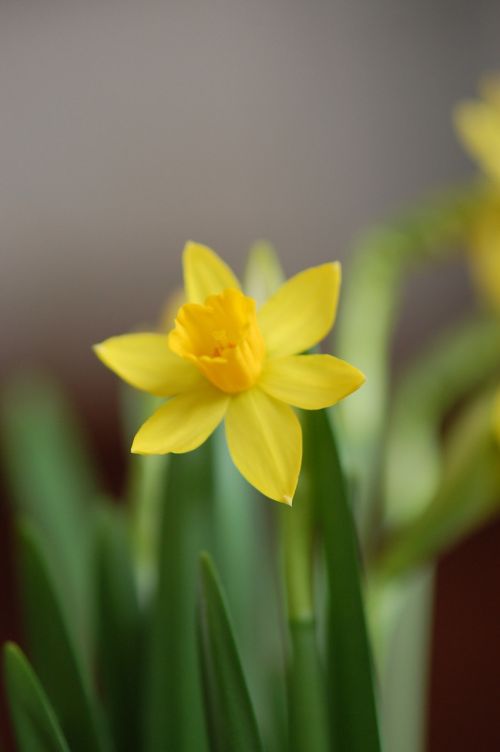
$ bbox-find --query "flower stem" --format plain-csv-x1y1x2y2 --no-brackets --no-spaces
282,478,330,752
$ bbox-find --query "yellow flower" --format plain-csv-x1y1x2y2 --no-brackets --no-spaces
94,242,364,504
454,75,500,184
454,75,500,312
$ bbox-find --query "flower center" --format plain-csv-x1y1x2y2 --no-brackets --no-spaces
168,288,266,394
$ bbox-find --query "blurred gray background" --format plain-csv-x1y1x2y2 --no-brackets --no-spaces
1,0,499,395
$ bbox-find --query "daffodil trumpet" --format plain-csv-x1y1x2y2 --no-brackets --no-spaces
95,242,365,504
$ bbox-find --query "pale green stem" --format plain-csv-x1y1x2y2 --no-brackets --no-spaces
369,568,435,752
282,478,330,752
336,181,487,551
283,481,314,622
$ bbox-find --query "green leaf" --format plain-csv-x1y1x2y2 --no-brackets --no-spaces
287,620,330,752
336,182,487,543
212,428,288,752
306,409,381,752
377,391,500,580
121,384,167,600
369,569,435,752
17,521,109,752
3,643,70,752
197,553,263,752
96,504,141,752
1,376,97,664
282,472,330,752
384,316,500,528
144,444,214,752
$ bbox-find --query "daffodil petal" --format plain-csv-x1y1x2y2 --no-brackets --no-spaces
94,333,204,396
183,241,241,304
454,100,500,183
257,263,341,357
259,354,365,409
132,386,229,454
225,388,301,504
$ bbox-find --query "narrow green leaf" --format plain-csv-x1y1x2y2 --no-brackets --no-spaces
377,392,500,580
370,569,435,752
96,504,141,752
287,620,330,752
384,316,500,528
282,472,330,752
17,521,109,752
336,182,487,543
144,444,214,752
3,643,70,752
197,553,263,752
1,376,97,664
212,428,289,752
306,409,381,752
121,384,167,601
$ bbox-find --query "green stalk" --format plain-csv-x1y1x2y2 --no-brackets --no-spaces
376,390,500,582
122,387,168,601
336,181,487,548
372,378,500,752
369,392,499,752
384,316,500,529
287,621,330,752
282,477,330,752
369,568,434,752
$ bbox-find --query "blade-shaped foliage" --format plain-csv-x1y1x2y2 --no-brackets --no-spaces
384,316,500,528
144,443,214,752
377,392,500,580
287,621,330,752
197,553,263,752
96,504,141,752
212,428,288,752
17,522,109,752
306,409,381,752
336,183,487,542
1,377,97,664
3,643,70,752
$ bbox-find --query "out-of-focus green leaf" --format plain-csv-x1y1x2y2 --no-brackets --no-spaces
384,317,500,528
287,621,330,752
336,183,487,545
144,444,214,752
306,409,381,752
369,568,435,752
17,522,109,752
121,384,168,601
96,504,141,752
3,643,70,752
197,553,263,752
209,428,257,635
212,428,288,752
1,376,97,663
283,471,329,752
377,391,500,581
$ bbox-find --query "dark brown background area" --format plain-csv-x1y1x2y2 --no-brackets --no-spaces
2,1,500,749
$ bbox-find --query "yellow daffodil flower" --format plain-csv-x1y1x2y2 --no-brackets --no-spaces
94,242,364,504
454,75,500,185
454,75,500,312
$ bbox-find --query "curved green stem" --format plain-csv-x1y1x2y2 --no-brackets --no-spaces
336,181,488,549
